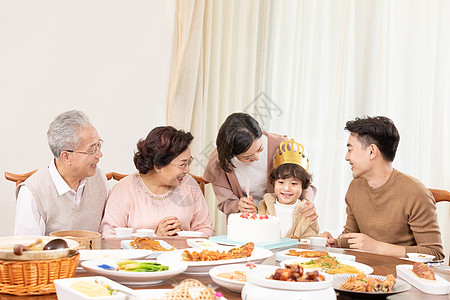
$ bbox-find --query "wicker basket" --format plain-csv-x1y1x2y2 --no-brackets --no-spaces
0,253,80,296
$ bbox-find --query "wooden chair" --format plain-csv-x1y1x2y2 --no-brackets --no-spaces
5,170,113,186
189,173,209,196
429,188,450,265
112,172,209,195
429,188,450,203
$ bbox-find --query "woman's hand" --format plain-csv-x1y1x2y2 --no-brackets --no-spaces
238,195,257,213
301,200,318,221
155,216,181,236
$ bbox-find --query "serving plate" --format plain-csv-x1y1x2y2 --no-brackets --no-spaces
157,246,273,275
246,265,333,291
280,258,373,275
79,249,153,263
396,264,449,295
333,274,411,296
209,263,269,292
54,276,136,300
120,239,175,258
81,259,187,285
276,248,355,262
0,236,79,260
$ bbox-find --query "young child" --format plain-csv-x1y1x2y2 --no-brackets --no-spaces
258,161,319,239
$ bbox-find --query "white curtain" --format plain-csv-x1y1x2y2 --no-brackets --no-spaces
168,0,450,263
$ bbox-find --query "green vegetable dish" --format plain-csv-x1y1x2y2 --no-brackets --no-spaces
117,260,169,272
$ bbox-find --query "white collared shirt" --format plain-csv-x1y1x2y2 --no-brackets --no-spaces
14,160,109,236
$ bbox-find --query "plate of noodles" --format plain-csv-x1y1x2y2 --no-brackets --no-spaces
333,274,411,296
280,256,373,275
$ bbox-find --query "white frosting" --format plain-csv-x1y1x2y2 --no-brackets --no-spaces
227,213,281,243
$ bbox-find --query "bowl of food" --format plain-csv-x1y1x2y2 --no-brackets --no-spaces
0,236,79,261
406,253,435,263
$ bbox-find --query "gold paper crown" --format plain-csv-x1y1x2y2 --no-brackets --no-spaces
273,138,309,171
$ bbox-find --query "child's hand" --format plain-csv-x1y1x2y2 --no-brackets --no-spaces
238,195,257,213
301,200,318,221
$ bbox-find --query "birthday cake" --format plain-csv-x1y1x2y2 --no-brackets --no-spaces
227,213,281,243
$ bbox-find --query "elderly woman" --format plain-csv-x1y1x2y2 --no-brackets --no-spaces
101,126,214,238
14,110,108,236
203,112,317,218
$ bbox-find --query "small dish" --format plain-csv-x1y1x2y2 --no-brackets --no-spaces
115,228,133,238
54,276,136,300
309,236,327,247
406,253,435,263
396,264,449,295
177,231,204,237
186,238,219,248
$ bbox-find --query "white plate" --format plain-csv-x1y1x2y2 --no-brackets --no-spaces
120,240,175,258
281,258,374,275
177,231,204,237
0,236,79,261
157,246,273,275
54,276,136,300
406,253,436,263
209,263,269,292
81,259,187,285
333,274,411,296
276,248,355,262
79,249,153,262
396,264,450,295
187,238,219,248
246,265,333,291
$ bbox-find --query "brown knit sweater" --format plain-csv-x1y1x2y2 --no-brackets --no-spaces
337,169,444,260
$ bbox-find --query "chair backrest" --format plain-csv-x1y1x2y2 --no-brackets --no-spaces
189,173,209,196
111,172,209,196
5,170,114,186
429,188,450,203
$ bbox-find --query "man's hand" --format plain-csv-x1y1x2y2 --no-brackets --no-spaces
155,216,181,236
340,233,406,257
238,195,257,213
340,232,379,252
320,231,341,247
301,200,318,221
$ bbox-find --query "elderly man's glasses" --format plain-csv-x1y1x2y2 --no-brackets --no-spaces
170,156,194,169
64,139,103,155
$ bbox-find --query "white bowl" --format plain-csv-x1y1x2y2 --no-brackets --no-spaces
54,276,136,300
115,228,133,238
406,253,435,263
135,229,155,238
177,231,204,237
309,237,327,247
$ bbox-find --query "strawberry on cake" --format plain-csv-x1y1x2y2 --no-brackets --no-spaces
227,213,281,243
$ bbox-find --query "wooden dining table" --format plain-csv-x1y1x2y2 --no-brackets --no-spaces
3,236,449,300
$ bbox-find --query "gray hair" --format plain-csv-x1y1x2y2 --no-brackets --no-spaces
47,110,92,158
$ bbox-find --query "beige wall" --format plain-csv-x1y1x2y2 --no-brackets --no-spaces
0,0,176,235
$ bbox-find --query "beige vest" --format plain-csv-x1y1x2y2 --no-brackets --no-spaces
16,167,107,235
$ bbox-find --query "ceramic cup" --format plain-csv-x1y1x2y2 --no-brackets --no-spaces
309,236,327,247
136,228,155,238
114,227,133,238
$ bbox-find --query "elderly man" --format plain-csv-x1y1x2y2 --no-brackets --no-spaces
321,116,444,259
14,110,109,236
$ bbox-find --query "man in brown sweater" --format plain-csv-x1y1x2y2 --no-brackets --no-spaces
321,116,444,259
